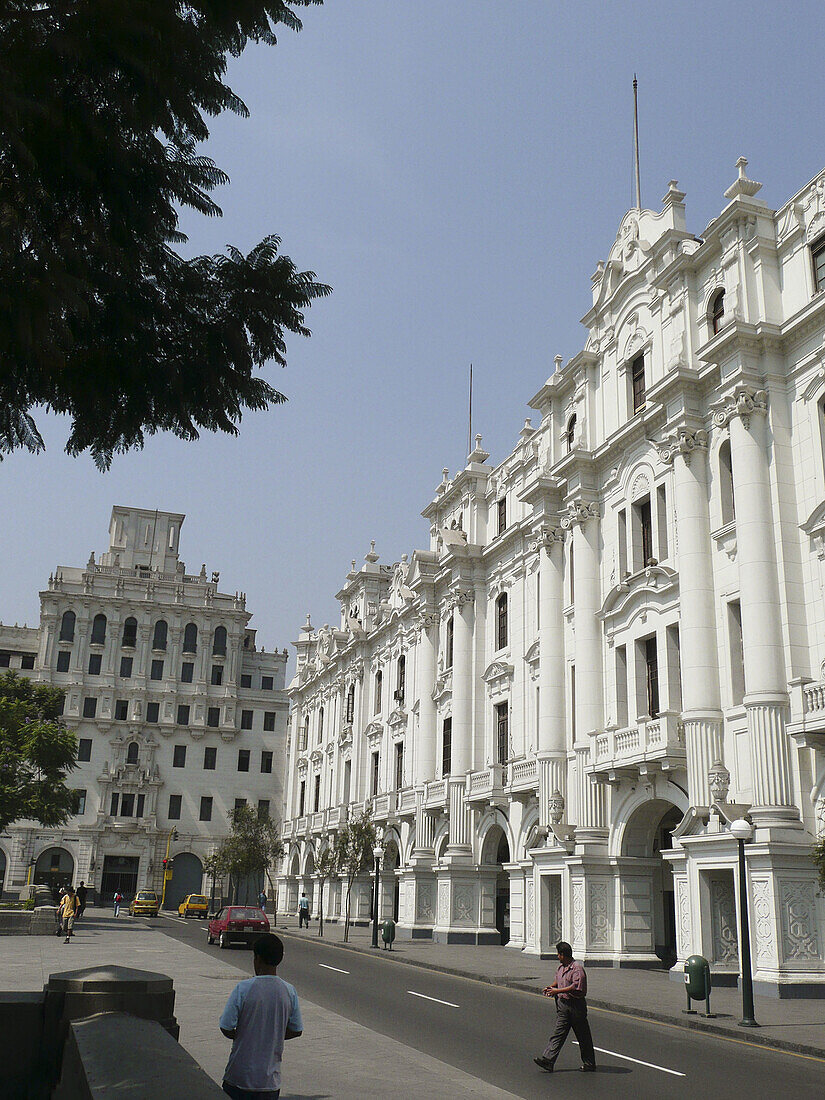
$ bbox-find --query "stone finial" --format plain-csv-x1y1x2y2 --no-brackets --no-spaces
548,789,565,825
662,179,686,206
303,612,313,632
442,467,449,483
365,541,379,564
724,157,762,200
87,551,95,569
554,355,564,373
708,760,731,804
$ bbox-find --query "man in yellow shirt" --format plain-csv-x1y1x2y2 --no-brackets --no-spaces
59,887,79,944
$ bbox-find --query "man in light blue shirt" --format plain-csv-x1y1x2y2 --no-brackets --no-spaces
220,934,303,1099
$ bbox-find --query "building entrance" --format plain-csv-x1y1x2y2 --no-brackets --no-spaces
620,799,682,967
101,855,139,905
34,847,74,898
482,825,511,946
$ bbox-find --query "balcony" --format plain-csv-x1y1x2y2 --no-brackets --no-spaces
509,757,538,796
467,764,507,806
588,712,686,781
309,811,326,834
326,804,348,830
295,815,308,834
423,778,448,810
788,679,825,750
371,791,398,821
281,820,294,840
397,786,418,816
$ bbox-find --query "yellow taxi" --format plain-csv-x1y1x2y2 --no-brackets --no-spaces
129,890,160,917
178,893,209,919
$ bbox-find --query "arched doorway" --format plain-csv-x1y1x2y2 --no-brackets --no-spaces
481,824,511,946
303,849,316,914
620,799,682,966
35,847,74,898
382,839,401,921
164,852,203,910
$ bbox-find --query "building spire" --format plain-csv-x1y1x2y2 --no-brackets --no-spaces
633,74,641,211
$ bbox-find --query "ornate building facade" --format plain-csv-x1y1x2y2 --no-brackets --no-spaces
0,506,289,908
280,161,825,994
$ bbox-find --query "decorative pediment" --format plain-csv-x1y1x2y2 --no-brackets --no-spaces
310,749,323,770
432,668,452,705
482,660,514,698
524,639,540,667
600,565,678,622
387,707,407,733
297,756,309,777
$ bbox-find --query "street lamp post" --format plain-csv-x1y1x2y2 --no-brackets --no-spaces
730,817,759,1028
371,844,383,949
159,827,178,911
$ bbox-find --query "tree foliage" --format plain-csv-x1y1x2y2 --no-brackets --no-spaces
315,843,336,937
813,836,825,896
211,803,284,902
0,671,76,832
333,808,376,942
0,1,329,468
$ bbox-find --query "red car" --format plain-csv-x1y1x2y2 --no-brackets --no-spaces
207,905,270,949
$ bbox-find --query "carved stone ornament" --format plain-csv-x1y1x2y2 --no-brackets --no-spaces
529,524,565,554
659,428,709,468
548,789,565,825
712,386,768,432
708,760,731,804
560,500,600,530
446,587,475,611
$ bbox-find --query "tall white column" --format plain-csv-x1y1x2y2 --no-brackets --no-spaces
661,429,723,805
414,613,438,786
447,588,474,854
720,388,797,824
533,524,567,824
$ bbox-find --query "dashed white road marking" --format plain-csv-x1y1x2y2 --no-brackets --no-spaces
407,991,459,1008
573,1040,685,1076
319,963,350,974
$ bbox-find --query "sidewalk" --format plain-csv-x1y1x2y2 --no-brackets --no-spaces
1,908,519,1100
275,917,825,1060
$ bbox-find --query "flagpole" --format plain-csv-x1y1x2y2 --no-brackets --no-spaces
633,74,641,211
468,363,473,459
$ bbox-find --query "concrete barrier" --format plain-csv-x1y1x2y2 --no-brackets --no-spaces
0,991,47,1098
0,907,58,936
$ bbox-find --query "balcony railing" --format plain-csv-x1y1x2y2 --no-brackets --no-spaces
397,786,418,815
372,791,398,820
787,679,825,749
309,811,326,834
589,712,685,779
423,778,448,809
281,820,294,840
467,763,506,804
509,757,538,793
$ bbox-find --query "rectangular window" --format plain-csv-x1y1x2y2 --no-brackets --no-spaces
631,353,646,413
394,742,404,790
644,636,660,719
445,617,454,669
371,751,380,796
200,796,213,822
238,749,250,772
120,793,135,817
176,704,190,726
57,650,71,672
656,484,669,560
570,665,576,740
618,508,628,577
343,760,351,804
495,701,509,764
615,646,628,728
110,792,119,816
374,670,383,713
207,707,220,728
180,661,194,684
173,744,186,768
234,798,247,811
150,659,164,681
261,675,274,691
77,737,92,762
119,655,133,678
82,697,97,719
497,497,507,535
258,799,270,818
813,237,825,293
263,711,276,732
728,600,746,705
240,673,252,688
73,789,87,815
146,701,160,723
88,653,102,675
0,652,9,667
314,774,321,812
204,746,217,770
136,793,145,818
21,653,35,670
261,750,273,774
298,781,306,817
168,794,182,820
114,699,128,721
211,664,223,686
442,717,452,778
633,496,653,570
241,709,253,730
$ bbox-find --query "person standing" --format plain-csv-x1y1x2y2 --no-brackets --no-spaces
76,881,88,920
59,887,79,944
297,892,310,929
220,933,302,1099
534,941,596,1073
258,890,267,913
113,890,123,918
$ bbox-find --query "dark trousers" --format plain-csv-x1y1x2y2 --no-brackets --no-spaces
298,909,309,928
222,1082,279,1100
542,999,596,1067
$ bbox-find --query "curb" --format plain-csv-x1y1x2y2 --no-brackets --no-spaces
277,927,825,1062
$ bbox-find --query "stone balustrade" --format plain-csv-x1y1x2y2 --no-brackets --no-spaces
588,711,686,780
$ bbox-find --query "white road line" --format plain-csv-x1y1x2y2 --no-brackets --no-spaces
319,963,350,974
573,1041,685,1077
407,991,459,1008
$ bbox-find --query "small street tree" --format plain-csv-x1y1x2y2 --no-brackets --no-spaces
334,808,376,942
813,836,825,896
0,672,75,833
214,804,284,912
315,844,337,938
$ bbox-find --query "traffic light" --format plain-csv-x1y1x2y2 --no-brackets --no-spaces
162,858,168,869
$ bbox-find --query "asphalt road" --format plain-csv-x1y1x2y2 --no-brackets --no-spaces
152,914,823,1099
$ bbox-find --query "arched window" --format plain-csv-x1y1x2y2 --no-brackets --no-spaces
374,670,383,713
396,655,406,704
496,593,508,651
446,615,454,669
318,706,324,743
345,683,355,724
711,289,725,335
152,620,168,651
183,623,198,654
564,414,577,453
59,610,76,643
213,625,227,656
121,617,137,648
719,439,735,525
90,613,107,646
126,741,139,765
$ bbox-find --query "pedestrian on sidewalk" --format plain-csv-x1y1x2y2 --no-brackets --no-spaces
534,941,596,1074
76,881,87,920
58,887,79,944
297,892,310,928
113,890,123,918
258,890,267,913
219,933,303,1100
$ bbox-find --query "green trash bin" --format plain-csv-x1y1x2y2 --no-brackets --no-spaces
381,918,396,950
683,954,714,1017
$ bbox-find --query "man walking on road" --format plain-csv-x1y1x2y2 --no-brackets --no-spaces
76,881,87,920
258,889,267,913
534,941,596,1074
220,933,302,1099
58,887,79,944
297,891,310,928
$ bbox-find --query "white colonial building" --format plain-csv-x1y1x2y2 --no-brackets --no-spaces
0,506,289,908
279,160,825,995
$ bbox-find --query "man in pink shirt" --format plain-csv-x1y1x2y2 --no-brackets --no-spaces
534,941,596,1073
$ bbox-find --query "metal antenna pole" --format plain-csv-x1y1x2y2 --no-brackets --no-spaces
468,363,473,459
633,74,641,211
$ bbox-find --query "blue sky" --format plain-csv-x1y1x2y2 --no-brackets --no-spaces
2,1,824,651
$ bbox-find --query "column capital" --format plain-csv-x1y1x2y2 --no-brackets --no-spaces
658,427,709,467
445,586,475,611
414,608,440,631
560,500,600,530
529,522,566,553
712,385,768,432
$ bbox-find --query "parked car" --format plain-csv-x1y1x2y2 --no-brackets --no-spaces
178,894,209,919
207,906,270,948
129,890,160,917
